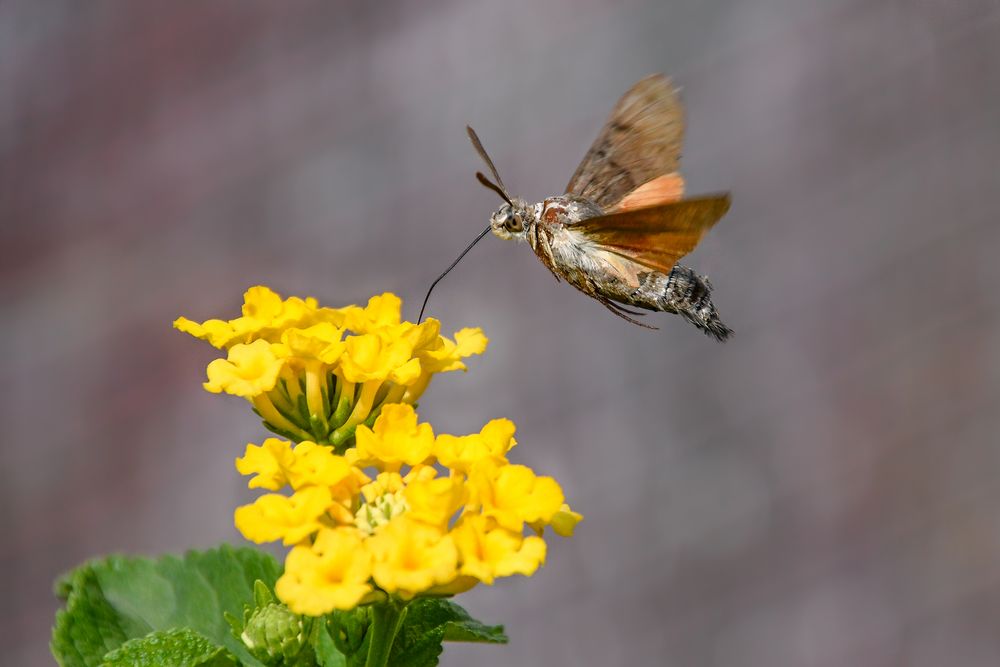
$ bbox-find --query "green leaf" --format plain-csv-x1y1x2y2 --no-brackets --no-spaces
52,544,281,667
52,567,132,667
101,628,237,667
388,599,506,667
309,618,347,667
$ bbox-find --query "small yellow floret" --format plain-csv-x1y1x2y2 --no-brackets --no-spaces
435,418,516,471
278,323,346,364
366,518,458,598
204,339,284,398
342,293,403,334
285,441,355,491
403,475,466,529
352,404,435,471
235,438,295,491
276,528,374,615
473,464,565,532
549,504,583,537
234,486,332,545
453,515,546,584
339,335,414,383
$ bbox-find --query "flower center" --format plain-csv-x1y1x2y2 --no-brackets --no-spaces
354,491,408,535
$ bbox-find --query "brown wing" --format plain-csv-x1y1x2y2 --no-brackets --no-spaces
565,74,685,209
573,194,731,274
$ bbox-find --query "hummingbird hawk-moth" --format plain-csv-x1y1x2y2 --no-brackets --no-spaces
421,74,733,340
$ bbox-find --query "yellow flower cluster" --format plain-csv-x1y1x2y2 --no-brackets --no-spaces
236,404,581,616
177,287,579,617
174,287,487,451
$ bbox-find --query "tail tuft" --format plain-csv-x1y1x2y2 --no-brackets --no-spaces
682,308,733,342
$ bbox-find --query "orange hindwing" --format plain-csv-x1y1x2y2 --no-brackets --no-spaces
611,172,686,212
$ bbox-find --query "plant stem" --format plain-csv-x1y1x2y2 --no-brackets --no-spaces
365,599,407,667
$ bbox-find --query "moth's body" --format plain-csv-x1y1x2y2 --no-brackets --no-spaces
496,194,622,295
467,74,733,340
492,192,731,339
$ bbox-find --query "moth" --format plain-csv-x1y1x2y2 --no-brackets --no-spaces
421,75,732,340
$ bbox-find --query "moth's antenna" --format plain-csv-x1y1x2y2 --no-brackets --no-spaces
416,127,510,323
418,225,492,323
466,126,510,199
476,171,513,205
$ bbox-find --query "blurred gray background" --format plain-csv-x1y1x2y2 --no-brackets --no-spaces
3,0,1000,665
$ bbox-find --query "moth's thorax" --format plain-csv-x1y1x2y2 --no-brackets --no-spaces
532,194,621,292
531,195,604,262
538,195,604,226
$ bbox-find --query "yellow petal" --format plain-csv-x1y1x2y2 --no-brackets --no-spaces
366,517,457,597
343,293,403,334
353,404,435,470
234,486,332,545
203,339,284,397
235,438,295,490
454,327,488,356
389,357,422,385
280,323,346,363
276,527,373,615
287,441,355,490
475,464,565,532
550,504,583,537
403,476,466,529
340,335,412,383
479,419,517,458
173,317,241,349
452,516,546,584
242,286,284,321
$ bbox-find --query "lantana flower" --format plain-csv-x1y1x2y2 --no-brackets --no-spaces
234,403,579,615
177,287,580,619
275,528,375,616
175,287,486,451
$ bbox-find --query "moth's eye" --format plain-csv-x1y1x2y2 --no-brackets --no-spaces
506,216,523,232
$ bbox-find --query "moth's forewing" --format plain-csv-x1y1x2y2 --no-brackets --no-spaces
573,195,731,274
565,75,685,210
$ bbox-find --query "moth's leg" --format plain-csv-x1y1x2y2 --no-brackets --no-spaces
607,302,647,317
599,296,658,329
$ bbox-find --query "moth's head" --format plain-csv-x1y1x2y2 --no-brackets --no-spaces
466,126,534,241
489,199,533,241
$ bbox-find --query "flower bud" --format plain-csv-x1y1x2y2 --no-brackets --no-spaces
241,603,307,663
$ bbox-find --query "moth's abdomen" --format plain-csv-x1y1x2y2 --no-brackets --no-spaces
633,265,733,341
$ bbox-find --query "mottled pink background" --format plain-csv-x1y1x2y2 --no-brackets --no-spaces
3,1,1000,665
